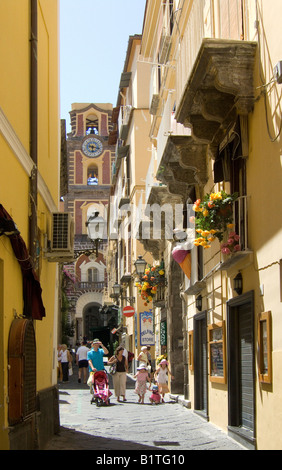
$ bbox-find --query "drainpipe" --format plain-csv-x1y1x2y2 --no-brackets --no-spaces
29,0,38,269
240,0,245,40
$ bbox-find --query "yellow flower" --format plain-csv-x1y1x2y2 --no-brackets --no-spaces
203,209,209,217
203,244,211,249
159,270,164,275
210,192,222,200
227,224,234,229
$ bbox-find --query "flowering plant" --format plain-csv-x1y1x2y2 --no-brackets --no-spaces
221,231,241,255
135,264,165,306
156,354,167,365
193,190,238,248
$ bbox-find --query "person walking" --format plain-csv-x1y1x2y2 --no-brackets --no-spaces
134,365,151,404
137,346,149,367
87,339,109,373
154,359,174,402
61,344,72,383
57,345,63,382
108,345,128,402
76,340,90,383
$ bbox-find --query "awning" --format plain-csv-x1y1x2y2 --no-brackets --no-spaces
0,204,45,320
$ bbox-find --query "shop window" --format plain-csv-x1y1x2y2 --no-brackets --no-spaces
258,311,272,384
208,322,226,384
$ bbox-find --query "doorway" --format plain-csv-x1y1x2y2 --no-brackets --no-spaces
227,291,256,449
193,311,208,419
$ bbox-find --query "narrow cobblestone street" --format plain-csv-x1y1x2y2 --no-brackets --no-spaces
45,366,246,453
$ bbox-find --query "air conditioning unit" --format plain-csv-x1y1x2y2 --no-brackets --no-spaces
45,212,74,262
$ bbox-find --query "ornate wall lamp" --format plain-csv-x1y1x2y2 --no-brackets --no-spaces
233,272,243,295
134,255,147,277
112,282,135,305
74,212,106,258
196,294,203,312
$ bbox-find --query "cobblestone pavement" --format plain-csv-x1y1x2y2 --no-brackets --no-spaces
45,367,246,453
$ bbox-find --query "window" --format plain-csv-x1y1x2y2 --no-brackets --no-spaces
86,114,99,135
87,166,98,185
208,322,226,384
258,311,272,384
188,330,194,371
88,268,99,283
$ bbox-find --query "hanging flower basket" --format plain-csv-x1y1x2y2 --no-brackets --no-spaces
135,264,166,306
193,191,238,248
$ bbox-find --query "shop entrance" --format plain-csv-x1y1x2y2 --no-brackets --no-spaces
193,311,208,419
227,291,256,449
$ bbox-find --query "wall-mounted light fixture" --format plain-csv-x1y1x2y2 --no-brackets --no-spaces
74,212,106,258
233,272,243,296
112,282,135,305
196,294,202,312
134,255,147,277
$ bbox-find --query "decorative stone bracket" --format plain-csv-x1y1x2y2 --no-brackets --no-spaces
176,39,257,150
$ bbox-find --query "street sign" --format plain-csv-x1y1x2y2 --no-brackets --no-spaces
122,306,135,317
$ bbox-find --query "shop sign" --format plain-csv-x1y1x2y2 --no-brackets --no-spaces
140,310,154,346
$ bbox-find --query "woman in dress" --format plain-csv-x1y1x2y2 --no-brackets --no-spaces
108,345,128,402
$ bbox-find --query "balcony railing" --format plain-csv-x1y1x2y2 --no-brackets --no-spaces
76,281,105,291
233,195,250,252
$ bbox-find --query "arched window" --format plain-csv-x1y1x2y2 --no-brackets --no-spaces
87,165,98,185
86,113,99,135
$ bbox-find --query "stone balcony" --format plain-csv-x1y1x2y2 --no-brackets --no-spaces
175,39,257,153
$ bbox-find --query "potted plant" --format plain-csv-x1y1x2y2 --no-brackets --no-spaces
193,190,238,249
221,230,241,255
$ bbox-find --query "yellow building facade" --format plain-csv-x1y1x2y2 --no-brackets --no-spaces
133,0,282,450
0,0,60,449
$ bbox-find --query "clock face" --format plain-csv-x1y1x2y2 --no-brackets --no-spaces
82,137,103,157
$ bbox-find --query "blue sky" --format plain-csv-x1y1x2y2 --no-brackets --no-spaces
60,0,147,130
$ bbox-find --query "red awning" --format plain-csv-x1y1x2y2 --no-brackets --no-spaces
0,205,45,320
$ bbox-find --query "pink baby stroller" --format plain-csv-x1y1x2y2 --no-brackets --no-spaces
90,370,112,406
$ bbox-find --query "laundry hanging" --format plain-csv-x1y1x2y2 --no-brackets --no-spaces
0,204,45,320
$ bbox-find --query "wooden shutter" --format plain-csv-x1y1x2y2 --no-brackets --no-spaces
8,318,37,425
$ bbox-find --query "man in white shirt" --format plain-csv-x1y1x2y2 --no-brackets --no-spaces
76,341,90,383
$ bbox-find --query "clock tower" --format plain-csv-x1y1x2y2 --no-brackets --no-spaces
61,103,116,345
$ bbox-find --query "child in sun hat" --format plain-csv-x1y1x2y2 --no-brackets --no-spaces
154,359,174,402
149,384,161,404
134,364,151,403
